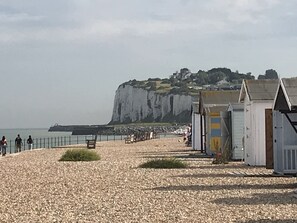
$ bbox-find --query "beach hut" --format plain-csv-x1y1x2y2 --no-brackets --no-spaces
227,103,244,160
273,77,297,174
239,79,278,166
193,90,240,155
192,102,204,151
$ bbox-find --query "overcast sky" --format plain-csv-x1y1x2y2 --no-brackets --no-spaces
1,0,297,128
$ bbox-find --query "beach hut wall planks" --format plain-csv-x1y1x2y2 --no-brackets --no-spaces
239,79,278,166
227,103,244,160
193,90,240,155
192,102,205,151
273,77,297,174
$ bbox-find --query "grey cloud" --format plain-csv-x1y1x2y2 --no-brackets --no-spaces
1,0,297,128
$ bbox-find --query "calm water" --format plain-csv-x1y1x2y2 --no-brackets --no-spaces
0,128,72,142
0,128,173,154
0,128,128,154
0,128,173,142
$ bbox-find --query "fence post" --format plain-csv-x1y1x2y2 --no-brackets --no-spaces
9,140,11,154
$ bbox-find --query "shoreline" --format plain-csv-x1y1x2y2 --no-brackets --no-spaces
0,137,296,222
48,124,186,135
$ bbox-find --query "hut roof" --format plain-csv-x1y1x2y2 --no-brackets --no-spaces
206,106,229,114
274,77,297,111
239,79,279,102
201,90,240,105
228,103,244,111
199,90,240,114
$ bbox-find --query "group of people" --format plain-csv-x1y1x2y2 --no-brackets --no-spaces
0,134,34,156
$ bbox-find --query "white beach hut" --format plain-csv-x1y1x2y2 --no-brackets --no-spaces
192,102,204,151
227,103,244,160
273,77,297,174
239,79,279,166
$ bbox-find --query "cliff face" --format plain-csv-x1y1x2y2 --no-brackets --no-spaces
110,84,193,124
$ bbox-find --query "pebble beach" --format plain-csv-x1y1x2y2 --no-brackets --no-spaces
0,137,296,222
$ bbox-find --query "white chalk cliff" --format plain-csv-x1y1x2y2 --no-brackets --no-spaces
110,84,193,123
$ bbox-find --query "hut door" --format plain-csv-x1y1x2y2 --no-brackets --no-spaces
273,111,283,174
209,114,221,153
245,103,253,165
221,111,231,157
265,109,273,169
193,113,201,151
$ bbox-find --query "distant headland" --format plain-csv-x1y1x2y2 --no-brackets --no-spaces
109,67,278,124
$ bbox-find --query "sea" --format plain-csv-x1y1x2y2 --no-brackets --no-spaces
0,128,129,154
0,128,174,154
0,128,127,145
0,128,175,142
0,128,72,142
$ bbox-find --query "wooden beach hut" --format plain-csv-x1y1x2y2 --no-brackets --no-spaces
273,77,297,174
192,101,204,151
227,103,244,160
239,79,278,166
193,90,240,155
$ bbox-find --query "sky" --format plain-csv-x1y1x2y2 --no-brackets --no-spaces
1,0,297,128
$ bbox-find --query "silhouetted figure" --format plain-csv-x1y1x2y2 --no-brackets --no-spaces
0,136,7,156
27,135,33,150
15,134,22,153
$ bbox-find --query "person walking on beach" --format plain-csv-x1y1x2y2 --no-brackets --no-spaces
0,136,7,156
27,135,33,150
15,134,22,153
